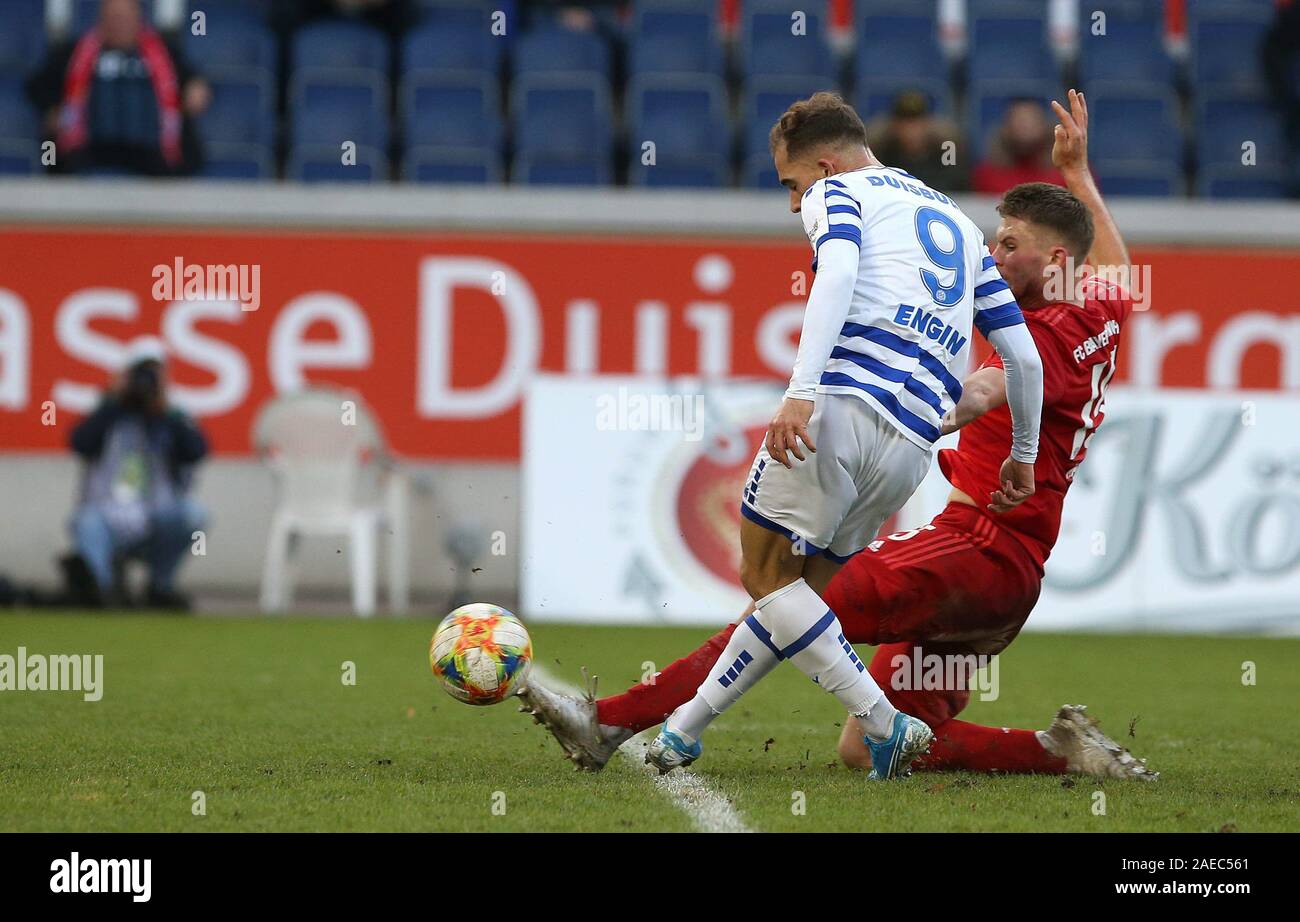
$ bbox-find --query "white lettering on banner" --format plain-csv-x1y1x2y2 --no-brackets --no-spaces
0,289,30,409
1209,312,1300,389
270,292,372,393
52,288,139,413
418,257,540,418
1128,312,1201,387
755,302,806,375
565,300,599,374
162,299,251,415
635,302,668,374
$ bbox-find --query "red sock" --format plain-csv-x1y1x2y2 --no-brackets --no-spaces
916,718,1068,774
594,624,738,733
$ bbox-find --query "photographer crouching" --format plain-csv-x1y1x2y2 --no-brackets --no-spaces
67,338,208,610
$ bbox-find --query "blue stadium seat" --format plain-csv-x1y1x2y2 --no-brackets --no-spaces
967,0,1049,18
741,7,836,80
1095,162,1182,197
856,15,943,82
741,76,830,163
183,11,277,81
1190,5,1273,90
1087,86,1180,162
287,144,387,182
405,147,502,183
0,0,45,80
411,0,501,28
1195,92,1288,197
0,80,38,144
0,144,38,175
200,143,274,180
629,160,728,188
1077,17,1174,87
627,8,724,77
966,79,1064,152
292,21,391,77
513,155,611,186
512,74,612,169
189,0,274,22
626,75,729,162
858,0,936,15
402,73,501,152
626,75,729,187
197,77,275,147
968,17,1057,83
741,151,779,189
402,19,504,77
291,73,390,149
514,28,611,79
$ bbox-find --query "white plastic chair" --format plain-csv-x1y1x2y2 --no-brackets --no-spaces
252,389,410,617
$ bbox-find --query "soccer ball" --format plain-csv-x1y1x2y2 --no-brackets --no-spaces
429,603,532,705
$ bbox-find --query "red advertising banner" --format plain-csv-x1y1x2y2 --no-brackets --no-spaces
0,225,1296,460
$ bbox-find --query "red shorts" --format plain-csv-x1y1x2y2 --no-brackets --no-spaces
821,502,1044,726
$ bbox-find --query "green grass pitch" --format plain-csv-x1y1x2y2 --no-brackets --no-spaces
1,611,1297,832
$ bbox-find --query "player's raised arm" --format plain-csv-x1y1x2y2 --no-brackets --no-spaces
1052,89,1130,273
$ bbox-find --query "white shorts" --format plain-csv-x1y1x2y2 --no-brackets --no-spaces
740,394,932,562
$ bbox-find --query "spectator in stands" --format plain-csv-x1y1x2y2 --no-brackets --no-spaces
865,90,969,192
68,339,209,610
1263,0,1300,197
299,0,412,36
972,98,1065,196
25,0,209,176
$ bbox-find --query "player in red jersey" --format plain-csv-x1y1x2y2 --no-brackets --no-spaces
520,90,1156,781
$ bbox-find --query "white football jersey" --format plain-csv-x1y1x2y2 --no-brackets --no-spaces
800,166,1023,448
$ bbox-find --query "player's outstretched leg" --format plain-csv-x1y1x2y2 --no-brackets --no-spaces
518,624,739,772
1035,705,1159,781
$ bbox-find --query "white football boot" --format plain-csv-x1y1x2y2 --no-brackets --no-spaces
1037,704,1159,781
516,672,633,772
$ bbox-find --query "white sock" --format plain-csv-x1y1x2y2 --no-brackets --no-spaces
666,617,781,743
755,579,898,741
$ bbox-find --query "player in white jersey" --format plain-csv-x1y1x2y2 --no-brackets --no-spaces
645,93,1045,779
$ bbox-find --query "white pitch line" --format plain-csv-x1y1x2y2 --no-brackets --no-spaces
530,665,753,834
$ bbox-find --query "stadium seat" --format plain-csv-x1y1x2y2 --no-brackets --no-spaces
1195,93,1289,198
286,144,387,183
855,14,944,83
626,74,729,163
513,155,611,186
291,20,391,77
183,11,277,82
626,74,729,188
741,76,831,164
968,16,1057,84
1086,86,1181,162
741,151,779,189
740,6,836,80
511,74,613,175
513,28,611,79
401,73,501,152
1190,5,1274,90
0,143,37,175
197,77,275,148
404,147,503,183
1095,161,1182,197
410,0,501,27
0,80,38,144
629,159,729,188
401,19,504,77
291,73,390,149
200,143,275,180
1077,17,1174,87
627,7,725,77
0,0,45,80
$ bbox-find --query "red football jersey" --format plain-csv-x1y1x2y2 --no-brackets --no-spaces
938,275,1132,567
